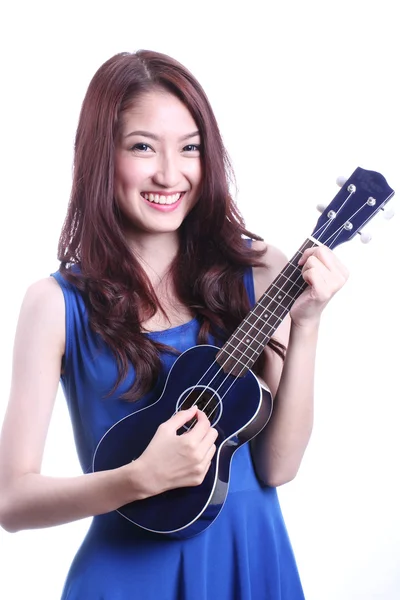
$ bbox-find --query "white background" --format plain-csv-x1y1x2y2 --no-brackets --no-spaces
0,1,399,598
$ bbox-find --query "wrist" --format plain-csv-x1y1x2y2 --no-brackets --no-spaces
118,460,152,503
290,317,321,337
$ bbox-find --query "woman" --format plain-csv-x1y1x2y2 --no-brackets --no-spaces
0,50,348,598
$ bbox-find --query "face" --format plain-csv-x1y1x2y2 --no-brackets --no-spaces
114,89,202,240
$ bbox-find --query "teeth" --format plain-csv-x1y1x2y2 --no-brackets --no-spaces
143,193,181,205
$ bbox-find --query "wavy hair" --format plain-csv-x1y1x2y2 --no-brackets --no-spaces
58,50,284,401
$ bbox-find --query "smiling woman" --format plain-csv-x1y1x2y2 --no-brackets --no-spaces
114,91,202,236
0,49,349,600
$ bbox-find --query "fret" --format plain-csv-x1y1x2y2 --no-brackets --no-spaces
234,313,262,334
253,299,287,321
223,336,264,359
268,280,307,310
216,350,255,377
271,272,303,294
239,309,284,332
216,237,318,375
261,291,292,310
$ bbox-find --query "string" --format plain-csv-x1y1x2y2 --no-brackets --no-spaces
173,240,311,424
182,242,312,430
176,189,366,430
177,193,358,429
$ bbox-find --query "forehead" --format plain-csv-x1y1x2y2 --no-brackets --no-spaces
120,90,198,135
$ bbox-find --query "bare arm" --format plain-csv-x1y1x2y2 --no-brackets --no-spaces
0,278,217,532
250,241,348,487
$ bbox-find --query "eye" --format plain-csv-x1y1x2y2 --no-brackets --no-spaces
130,143,153,152
183,144,201,153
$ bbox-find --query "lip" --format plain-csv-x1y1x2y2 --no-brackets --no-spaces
141,192,185,212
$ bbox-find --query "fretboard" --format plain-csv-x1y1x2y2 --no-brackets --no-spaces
216,238,318,376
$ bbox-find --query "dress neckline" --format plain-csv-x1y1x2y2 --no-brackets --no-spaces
144,316,199,338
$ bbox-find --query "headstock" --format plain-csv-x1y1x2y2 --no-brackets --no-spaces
311,167,395,249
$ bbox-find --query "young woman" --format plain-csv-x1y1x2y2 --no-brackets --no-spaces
0,50,348,599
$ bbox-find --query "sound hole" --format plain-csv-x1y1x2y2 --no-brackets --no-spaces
178,387,222,429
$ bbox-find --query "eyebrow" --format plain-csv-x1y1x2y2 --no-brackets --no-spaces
124,130,200,142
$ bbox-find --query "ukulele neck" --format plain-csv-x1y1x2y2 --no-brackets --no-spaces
216,238,319,376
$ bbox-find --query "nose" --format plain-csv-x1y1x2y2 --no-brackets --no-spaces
152,152,180,188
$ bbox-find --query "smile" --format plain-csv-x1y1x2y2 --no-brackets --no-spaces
142,192,183,205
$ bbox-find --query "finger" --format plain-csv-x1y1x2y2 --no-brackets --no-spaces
298,244,331,266
298,246,319,266
302,262,346,302
168,405,198,430
300,246,347,278
303,251,349,287
301,266,330,298
196,427,218,457
312,246,347,276
301,254,322,274
203,443,217,465
185,427,217,464
192,409,211,430
301,256,330,287
197,440,217,470
183,410,213,443
204,426,219,445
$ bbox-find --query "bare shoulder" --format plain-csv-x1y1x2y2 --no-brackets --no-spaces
24,275,64,304
18,276,65,353
22,276,64,308
251,240,288,302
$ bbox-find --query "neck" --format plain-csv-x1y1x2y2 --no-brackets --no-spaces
127,231,179,285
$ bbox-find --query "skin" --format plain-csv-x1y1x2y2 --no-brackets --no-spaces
0,90,348,533
251,243,348,485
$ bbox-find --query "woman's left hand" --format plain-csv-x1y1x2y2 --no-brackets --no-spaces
290,245,349,328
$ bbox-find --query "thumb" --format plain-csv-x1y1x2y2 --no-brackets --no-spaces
168,405,198,430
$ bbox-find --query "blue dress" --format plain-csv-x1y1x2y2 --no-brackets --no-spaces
52,267,305,600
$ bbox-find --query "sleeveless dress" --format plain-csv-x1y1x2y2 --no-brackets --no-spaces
52,267,305,600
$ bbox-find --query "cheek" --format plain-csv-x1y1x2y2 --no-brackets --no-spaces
189,162,202,191
114,155,152,195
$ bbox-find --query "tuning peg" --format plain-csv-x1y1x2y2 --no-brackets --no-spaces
358,230,372,243
336,175,348,188
381,205,395,220
316,203,327,213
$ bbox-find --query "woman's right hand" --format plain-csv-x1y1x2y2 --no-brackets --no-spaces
134,406,218,498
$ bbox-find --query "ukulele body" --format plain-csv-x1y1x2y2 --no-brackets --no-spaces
93,344,273,539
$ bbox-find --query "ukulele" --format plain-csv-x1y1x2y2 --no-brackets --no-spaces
93,167,395,539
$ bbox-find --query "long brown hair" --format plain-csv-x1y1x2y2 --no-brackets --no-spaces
58,50,284,401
